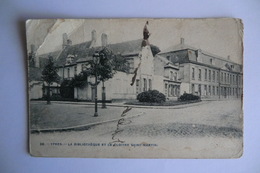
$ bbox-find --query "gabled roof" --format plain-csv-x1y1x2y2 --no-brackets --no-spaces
37,50,61,59
55,41,92,66
53,39,143,66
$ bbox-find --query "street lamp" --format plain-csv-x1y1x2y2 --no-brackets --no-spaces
93,52,100,117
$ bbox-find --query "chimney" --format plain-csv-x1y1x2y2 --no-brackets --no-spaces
62,33,68,48
101,33,108,47
89,30,97,48
67,39,72,46
31,44,35,53
180,38,184,45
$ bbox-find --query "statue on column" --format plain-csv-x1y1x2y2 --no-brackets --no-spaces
141,21,151,47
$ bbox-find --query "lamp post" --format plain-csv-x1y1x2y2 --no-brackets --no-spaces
93,52,100,117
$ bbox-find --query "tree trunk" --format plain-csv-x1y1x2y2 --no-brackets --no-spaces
47,84,51,104
102,81,106,108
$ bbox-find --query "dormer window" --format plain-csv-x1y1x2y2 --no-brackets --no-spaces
210,58,213,65
66,54,75,64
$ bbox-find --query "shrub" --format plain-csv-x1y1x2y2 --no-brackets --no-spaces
137,90,166,103
179,93,200,101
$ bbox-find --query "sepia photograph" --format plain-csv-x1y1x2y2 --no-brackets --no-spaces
27,18,243,158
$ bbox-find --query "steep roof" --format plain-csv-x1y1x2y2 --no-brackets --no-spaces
38,38,160,67
53,39,144,66
108,39,143,56
55,41,92,66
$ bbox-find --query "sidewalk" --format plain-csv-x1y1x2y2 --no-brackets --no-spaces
30,102,143,133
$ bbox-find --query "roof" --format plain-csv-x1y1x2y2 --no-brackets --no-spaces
37,38,160,67
159,43,197,54
160,43,241,66
37,50,61,62
55,41,92,66
108,39,143,56
52,39,143,66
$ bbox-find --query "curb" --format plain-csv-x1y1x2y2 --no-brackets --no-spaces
30,111,145,133
32,100,208,109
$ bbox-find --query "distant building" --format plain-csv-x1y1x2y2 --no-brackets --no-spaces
159,38,243,99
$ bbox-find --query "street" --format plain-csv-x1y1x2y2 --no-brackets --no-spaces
30,99,243,158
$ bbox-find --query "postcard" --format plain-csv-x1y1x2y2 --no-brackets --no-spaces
27,18,243,158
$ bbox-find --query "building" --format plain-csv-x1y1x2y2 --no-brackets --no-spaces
28,28,242,101
54,31,180,101
158,38,243,100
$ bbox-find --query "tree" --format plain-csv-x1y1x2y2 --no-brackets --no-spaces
41,56,60,104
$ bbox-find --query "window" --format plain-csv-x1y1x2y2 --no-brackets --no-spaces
216,72,219,82
136,79,139,94
209,85,211,95
67,68,70,78
170,85,174,96
192,68,195,79
221,72,223,82
198,84,201,95
148,79,152,90
165,84,168,96
217,87,219,95
198,69,201,81
143,78,147,91
170,71,173,80
205,69,207,81
213,86,215,95
74,66,77,76
174,72,177,81
204,85,207,95
224,73,226,83
209,70,211,81
210,58,213,64
213,71,215,82
81,64,85,71
192,84,195,94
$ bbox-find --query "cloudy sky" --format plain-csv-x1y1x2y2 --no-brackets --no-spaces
26,18,243,64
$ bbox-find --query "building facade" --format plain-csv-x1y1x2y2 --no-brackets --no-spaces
159,38,243,100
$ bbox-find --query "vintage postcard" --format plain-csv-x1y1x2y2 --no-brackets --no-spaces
27,18,243,158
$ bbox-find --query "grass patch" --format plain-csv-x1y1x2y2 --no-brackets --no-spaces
125,99,201,106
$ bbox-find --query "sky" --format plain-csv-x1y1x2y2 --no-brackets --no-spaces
26,19,243,64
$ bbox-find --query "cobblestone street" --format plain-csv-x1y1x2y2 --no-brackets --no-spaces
30,99,243,158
